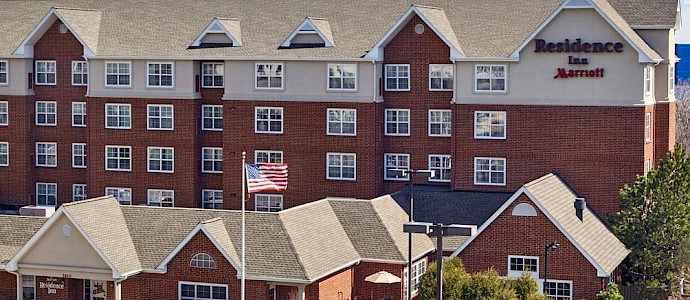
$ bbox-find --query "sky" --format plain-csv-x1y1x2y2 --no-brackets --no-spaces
677,0,690,43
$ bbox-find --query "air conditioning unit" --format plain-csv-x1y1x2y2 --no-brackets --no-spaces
19,205,55,217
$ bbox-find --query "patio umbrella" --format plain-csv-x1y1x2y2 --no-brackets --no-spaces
365,271,402,284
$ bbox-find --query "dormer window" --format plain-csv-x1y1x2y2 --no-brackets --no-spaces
189,18,242,49
190,253,216,269
280,18,334,49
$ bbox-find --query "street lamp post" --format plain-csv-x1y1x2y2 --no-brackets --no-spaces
543,241,560,295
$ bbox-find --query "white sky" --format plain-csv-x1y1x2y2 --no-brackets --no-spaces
676,0,690,43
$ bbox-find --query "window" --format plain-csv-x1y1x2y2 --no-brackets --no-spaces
670,64,675,93
36,142,57,167
72,184,87,201
105,62,131,86
385,64,410,91
429,110,451,137
255,150,283,164
148,147,174,173
147,62,174,87
474,111,506,139
0,61,7,85
36,182,57,206
0,142,7,166
72,61,88,85
255,63,283,89
645,112,651,142
475,65,506,92
179,282,227,300
202,63,224,88
35,101,57,126
428,155,451,182
147,104,174,130
644,160,651,176
403,259,426,299
72,102,86,127
429,64,453,91
202,190,223,209
508,256,538,278
385,109,410,136
105,187,132,205
35,61,56,85
384,153,410,180
105,104,131,129
147,189,174,207
84,279,107,300
644,65,652,96
327,153,356,180
474,157,506,186
544,280,572,300
190,253,217,269
72,143,87,168
255,194,283,212
327,108,356,136
0,101,7,125
255,107,283,134
21,275,35,300
202,105,223,131
105,146,131,171
327,64,356,90
202,147,223,173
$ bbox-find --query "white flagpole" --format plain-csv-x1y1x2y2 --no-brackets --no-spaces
241,151,246,300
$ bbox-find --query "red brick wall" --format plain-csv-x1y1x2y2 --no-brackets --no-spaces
305,266,352,299
458,194,608,299
669,101,677,150
121,231,268,299
0,95,34,206
199,86,225,196
352,262,404,300
0,271,16,300
654,102,672,162
645,105,655,168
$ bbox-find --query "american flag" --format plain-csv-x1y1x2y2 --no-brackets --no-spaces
246,163,288,193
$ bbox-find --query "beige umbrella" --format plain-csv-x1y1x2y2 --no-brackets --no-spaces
365,271,401,300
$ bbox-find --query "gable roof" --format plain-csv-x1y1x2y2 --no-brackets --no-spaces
280,18,335,48
190,17,242,48
452,173,630,276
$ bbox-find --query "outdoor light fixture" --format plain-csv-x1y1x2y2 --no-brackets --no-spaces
543,241,560,294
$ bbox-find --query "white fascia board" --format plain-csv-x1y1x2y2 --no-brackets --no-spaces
190,18,241,47
280,18,334,48
13,8,96,58
155,223,241,273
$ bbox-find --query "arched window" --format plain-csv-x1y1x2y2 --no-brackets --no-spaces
190,253,216,269
511,203,537,217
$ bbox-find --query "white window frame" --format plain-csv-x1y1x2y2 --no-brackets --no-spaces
147,189,174,207
36,182,57,206
105,187,132,205
72,143,87,168
385,109,410,136
507,255,539,279
0,101,7,126
35,101,57,126
72,102,86,127
428,109,451,137
474,64,507,92
385,64,410,91
474,157,506,186
35,61,56,85
255,63,284,89
179,281,228,300
384,153,410,181
403,259,427,300
105,61,132,87
644,160,651,176
105,145,131,171
147,104,174,130
670,63,675,94
0,142,8,166
0,60,8,85
202,62,224,88
105,103,131,129
429,64,453,91
254,107,283,134
147,62,175,88
327,64,357,91
255,150,283,164
190,253,217,269
202,190,223,209
147,147,174,173
21,275,35,300
35,142,57,167
326,152,356,181
71,61,88,86
644,65,653,96
428,155,451,182
255,194,284,212
542,280,573,300
72,184,87,201
645,112,651,142
202,105,223,131
327,108,356,136
201,147,223,173
474,111,506,139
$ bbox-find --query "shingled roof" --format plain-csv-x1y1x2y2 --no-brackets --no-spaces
0,215,46,268
0,0,677,58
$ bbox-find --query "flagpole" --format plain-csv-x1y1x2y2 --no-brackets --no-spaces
241,151,246,300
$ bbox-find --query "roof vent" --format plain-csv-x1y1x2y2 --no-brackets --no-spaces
280,17,334,49
574,198,586,221
189,17,242,49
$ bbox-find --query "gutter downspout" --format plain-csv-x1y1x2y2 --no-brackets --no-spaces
7,269,21,300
